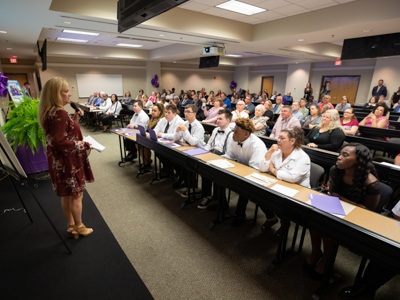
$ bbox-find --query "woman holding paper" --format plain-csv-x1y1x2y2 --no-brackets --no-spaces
38,77,94,239
259,126,310,234
305,143,380,280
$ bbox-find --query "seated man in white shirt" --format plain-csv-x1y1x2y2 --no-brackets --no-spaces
173,104,206,197
154,104,184,176
198,109,233,209
223,117,268,226
291,101,304,122
125,100,150,161
230,100,249,129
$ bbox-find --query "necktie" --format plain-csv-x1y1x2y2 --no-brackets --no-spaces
134,113,138,116
377,86,380,92
217,130,224,134
164,122,170,133
237,142,243,147
188,124,192,134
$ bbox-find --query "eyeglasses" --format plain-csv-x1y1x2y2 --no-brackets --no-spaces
184,111,194,114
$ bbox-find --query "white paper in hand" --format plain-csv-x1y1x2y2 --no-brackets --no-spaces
83,136,106,153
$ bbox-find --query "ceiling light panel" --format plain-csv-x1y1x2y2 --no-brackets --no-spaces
116,43,143,47
57,37,89,43
63,29,99,36
216,0,266,16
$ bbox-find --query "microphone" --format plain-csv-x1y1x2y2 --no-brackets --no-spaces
70,102,80,113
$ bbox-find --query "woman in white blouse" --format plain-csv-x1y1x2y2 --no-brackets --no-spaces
99,94,122,132
259,126,311,234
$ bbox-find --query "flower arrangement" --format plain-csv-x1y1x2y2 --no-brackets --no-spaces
1,95,46,154
151,75,159,88
230,80,237,90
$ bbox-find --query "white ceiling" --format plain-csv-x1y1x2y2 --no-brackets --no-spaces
0,0,399,66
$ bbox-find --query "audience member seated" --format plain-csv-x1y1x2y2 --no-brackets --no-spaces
202,97,224,124
231,92,240,104
223,118,268,227
291,101,304,122
198,110,233,209
263,100,274,123
221,92,232,110
393,98,400,112
283,91,293,105
270,90,278,101
299,98,309,118
155,92,161,103
180,92,193,111
125,100,150,162
259,126,310,235
305,143,380,280
305,95,316,109
139,103,165,169
304,109,345,152
148,91,156,103
270,105,301,138
135,89,144,100
99,94,122,132
173,104,206,197
191,95,205,121
252,104,267,136
363,96,378,109
359,103,390,141
94,91,104,106
318,95,334,111
172,96,183,116
335,96,351,112
340,107,359,135
302,103,322,129
88,91,99,105
390,86,400,108
122,91,133,105
244,95,256,118
143,95,153,110
206,94,214,105
273,96,284,114
159,95,167,107
154,104,184,139
320,104,331,114
230,100,249,126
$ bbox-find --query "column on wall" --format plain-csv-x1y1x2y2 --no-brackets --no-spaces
233,66,249,93
285,63,311,101
146,61,161,96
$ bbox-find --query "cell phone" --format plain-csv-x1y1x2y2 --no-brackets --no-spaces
202,103,206,109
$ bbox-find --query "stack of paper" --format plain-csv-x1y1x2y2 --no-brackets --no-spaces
207,159,235,169
270,184,299,197
83,136,106,153
182,148,209,156
245,173,277,187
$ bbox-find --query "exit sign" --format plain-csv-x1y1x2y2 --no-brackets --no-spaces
335,60,342,66
10,57,17,63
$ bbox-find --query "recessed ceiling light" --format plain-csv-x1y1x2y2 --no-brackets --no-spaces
7,48,12,50
225,54,242,57
63,21,71,24
159,34,165,37
0,31,7,34
94,57,98,59
216,0,266,16
173,61,176,63
362,29,371,33
63,29,99,36
298,39,304,42
116,43,143,48
57,37,89,43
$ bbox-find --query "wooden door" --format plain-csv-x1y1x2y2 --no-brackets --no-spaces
321,76,360,105
261,76,274,97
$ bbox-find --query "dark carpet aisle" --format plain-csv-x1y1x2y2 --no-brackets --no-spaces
0,173,153,300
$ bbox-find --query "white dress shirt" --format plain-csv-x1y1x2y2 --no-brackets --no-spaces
106,101,122,117
204,126,233,154
99,98,112,112
223,134,267,170
229,110,249,129
173,119,205,147
154,114,184,139
129,109,150,130
145,101,153,110
259,148,311,188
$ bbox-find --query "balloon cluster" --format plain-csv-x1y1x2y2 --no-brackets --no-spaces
230,80,237,90
0,72,8,98
151,75,159,88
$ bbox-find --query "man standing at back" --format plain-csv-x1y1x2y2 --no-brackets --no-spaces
270,105,301,138
22,82,31,98
372,79,387,99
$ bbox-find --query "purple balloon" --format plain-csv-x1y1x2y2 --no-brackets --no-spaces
155,82,159,88
0,73,8,86
154,75,158,80
0,84,8,98
151,79,155,85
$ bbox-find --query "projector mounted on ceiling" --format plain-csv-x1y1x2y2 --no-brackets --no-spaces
203,46,225,55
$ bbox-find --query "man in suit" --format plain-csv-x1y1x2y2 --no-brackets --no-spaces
372,79,387,98
88,91,98,105
22,82,31,98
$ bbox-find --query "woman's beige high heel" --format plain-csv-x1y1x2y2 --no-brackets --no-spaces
72,224,93,240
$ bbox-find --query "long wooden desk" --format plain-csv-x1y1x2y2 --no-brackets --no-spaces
135,134,400,272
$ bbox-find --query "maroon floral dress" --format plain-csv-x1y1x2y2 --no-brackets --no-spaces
44,108,94,196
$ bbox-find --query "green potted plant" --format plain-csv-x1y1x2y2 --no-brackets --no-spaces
1,95,48,174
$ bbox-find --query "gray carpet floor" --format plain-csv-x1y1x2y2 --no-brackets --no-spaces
81,124,399,300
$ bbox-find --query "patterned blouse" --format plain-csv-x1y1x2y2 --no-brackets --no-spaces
252,116,267,136
44,108,94,196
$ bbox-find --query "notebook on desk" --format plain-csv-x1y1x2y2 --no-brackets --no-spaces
138,125,146,136
148,128,157,141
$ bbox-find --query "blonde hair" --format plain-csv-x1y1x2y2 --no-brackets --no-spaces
316,109,344,132
266,100,273,112
38,77,68,128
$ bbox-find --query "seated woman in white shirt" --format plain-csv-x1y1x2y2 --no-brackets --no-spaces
259,126,311,234
142,94,153,110
99,94,122,132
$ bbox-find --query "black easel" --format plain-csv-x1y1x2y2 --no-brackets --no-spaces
0,143,71,254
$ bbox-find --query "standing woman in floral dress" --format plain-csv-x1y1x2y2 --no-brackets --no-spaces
38,77,94,239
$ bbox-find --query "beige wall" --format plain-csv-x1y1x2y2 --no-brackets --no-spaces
248,66,288,96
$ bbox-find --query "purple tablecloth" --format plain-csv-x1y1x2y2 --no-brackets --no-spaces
15,143,48,174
